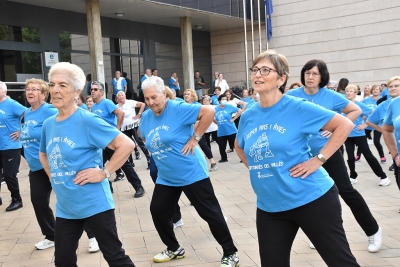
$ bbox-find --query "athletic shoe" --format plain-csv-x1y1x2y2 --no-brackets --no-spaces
88,237,100,253
350,178,358,185
355,155,361,162
367,139,374,145
368,226,382,253
173,219,184,229
380,157,387,163
135,151,141,160
35,239,54,250
309,242,315,249
389,164,395,171
0,196,2,206
220,252,240,267
378,177,390,186
134,186,145,198
153,245,185,263
219,159,228,163
114,173,125,182
1,177,5,185
6,198,23,212
226,149,234,153
210,163,218,172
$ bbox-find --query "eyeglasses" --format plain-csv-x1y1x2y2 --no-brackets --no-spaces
90,88,99,92
388,84,400,89
25,88,41,92
249,66,278,76
304,71,320,77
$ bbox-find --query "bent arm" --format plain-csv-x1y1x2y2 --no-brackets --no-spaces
341,101,361,122
105,133,135,173
238,100,247,111
382,124,398,160
135,102,145,115
235,139,248,168
195,105,215,136
366,120,382,132
113,107,125,130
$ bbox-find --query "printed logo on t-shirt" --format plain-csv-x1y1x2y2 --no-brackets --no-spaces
49,144,66,170
150,131,164,150
249,132,274,162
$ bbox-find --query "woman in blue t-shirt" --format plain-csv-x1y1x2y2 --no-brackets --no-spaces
382,77,400,211
39,62,135,267
343,84,388,186
286,60,383,253
236,50,360,266
138,76,239,266
214,94,242,162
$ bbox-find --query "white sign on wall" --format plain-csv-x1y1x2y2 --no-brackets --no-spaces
44,52,59,67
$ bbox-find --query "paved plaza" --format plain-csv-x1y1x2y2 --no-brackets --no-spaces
0,143,399,267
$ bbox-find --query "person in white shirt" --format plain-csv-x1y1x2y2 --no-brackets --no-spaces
214,73,229,94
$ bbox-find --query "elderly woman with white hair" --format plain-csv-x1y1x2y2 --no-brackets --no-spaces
38,62,135,267
0,81,27,211
138,76,239,267
116,91,150,165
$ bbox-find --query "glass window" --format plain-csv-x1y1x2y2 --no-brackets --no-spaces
0,24,40,43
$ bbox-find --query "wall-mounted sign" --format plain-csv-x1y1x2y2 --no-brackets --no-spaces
44,52,59,67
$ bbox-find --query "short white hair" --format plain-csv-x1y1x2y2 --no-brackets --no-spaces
0,81,7,92
48,62,86,91
142,76,164,93
116,91,125,97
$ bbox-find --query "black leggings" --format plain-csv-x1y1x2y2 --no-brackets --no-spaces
217,133,236,160
204,131,218,148
198,135,213,159
345,136,386,179
356,129,384,158
257,186,359,267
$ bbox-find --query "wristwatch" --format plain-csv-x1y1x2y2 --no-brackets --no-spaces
193,133,202,141
316,153,327,163
103,168,111,179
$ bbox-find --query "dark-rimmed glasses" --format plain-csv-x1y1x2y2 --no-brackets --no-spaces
249,66,278,76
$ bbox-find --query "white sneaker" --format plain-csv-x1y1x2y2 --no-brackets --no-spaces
88,237,100,253
309,241,315,249
367,139,374,145
350,178,358,185
173,219,184,229
379,178,390,186
368,227,382,252
34,239,54,250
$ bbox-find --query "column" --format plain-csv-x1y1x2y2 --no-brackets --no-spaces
180,16,194,91
85,0,105,94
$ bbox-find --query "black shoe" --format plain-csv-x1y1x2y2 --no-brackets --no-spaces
219,159,228,163
226,149,234,153
134,186,145,198
135,151,141,160
109,181,114,193
389,164,395,171
1,177,5,185
0,196,2,205
6,198,23,212
114,173,125,182
146,161,150,170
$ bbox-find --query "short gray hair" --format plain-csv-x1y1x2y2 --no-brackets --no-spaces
327,80,337,87
48,62,86,91
142,76,164,93
0,81,7,92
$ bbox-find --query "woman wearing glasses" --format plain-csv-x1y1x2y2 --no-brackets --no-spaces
235,50,360,266
382,77,400,212
286,60,383,253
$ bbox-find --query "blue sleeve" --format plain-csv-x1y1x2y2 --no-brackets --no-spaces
333,92,350,113
88,115,120,149
168,78,173,86
236,113,248,149
383,102,394,126
141,76,146,83
228,104,239,114
300,101,336,135
39,120,49,153
358,102,373,116
46,106,58,117
106,100,117,113
111,79,115,87
13,101,27,117
367,106,382,125
176,102,201,125
122,79,127,87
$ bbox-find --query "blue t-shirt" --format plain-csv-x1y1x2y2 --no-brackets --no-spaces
286,87,349,155
346,101,372,137
211,95,219,105
236,95,335,212
362,97,378,130
168,77,179,91
92,99,118,127
80,103,88,110
367,100,390,127
175,97,184,102
246,100,258,110
383,97,400,152
215,105,239,137
139,100,208,186
39,108,119,219
21,103,58,171
111,77,127,96
0,98,27,150
380,88,388,97
241,96,253,108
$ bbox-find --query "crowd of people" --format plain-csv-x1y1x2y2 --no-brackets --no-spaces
0,48,399,267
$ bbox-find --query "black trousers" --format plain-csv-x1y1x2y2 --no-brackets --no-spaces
0,149,21,199
54,210,134,267
103,147,142,190
122,127,150,162
149,156,181,223
204,131,218,148
357,130,384,158
257,186,359,267
150,178,237,256
322,150,378,236
30,169,55,241
198,135,213,159
395,163,400,191
344,136,386,179
217,133,236,160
